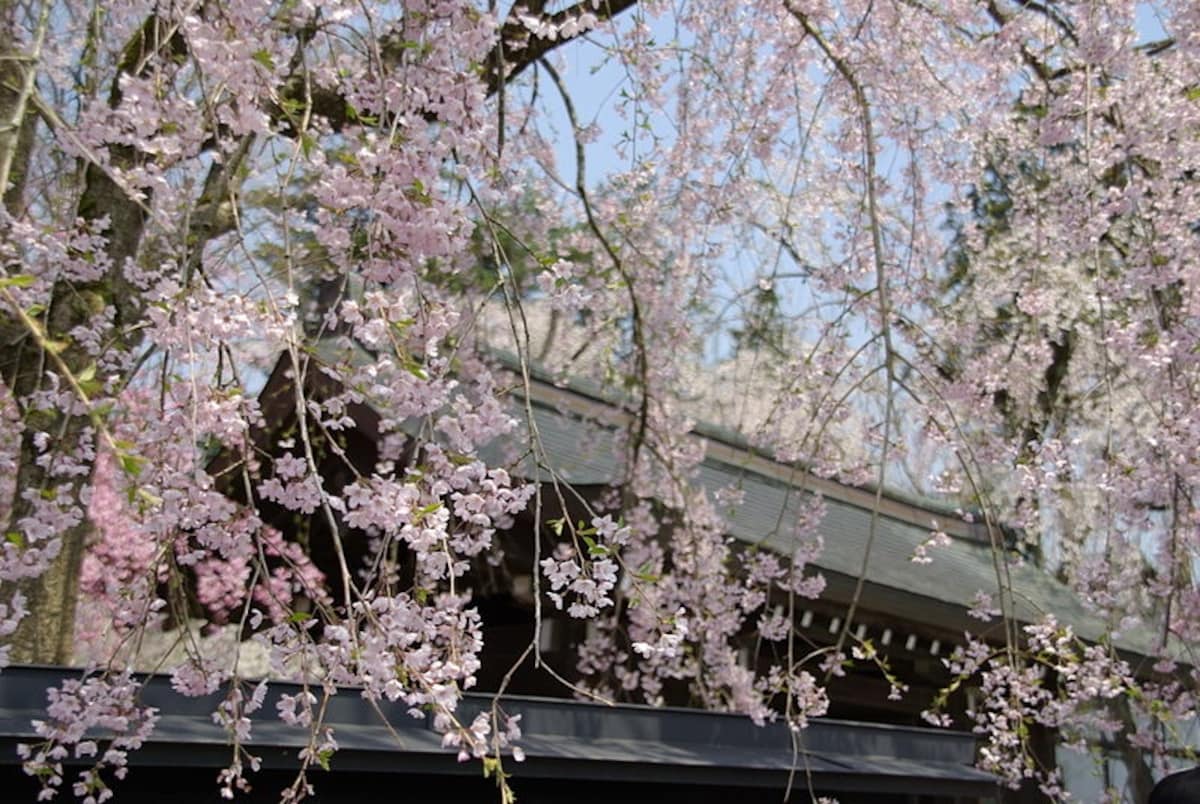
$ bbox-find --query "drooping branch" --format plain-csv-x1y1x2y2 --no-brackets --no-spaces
783,0,908,677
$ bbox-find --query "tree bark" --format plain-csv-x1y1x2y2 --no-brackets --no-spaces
0,0,43,212
0,15,178,664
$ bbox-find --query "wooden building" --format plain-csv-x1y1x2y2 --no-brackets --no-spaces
3,342,1168,801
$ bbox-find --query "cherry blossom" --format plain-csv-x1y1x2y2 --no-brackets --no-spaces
0,0,1198,801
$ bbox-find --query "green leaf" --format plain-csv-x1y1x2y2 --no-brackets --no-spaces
252,48,275,71
632,559,660,583
582,535,608,558
5,531,24,549
287,611,313,624
0,274,35,289
119,452,144,478
135,488,163,508
413,501,442,522
279,97,306,117
401,354,428,380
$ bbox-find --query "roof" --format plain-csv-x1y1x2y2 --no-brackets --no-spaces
265,339,1162,658
488,355,1161,659
0,666,997,798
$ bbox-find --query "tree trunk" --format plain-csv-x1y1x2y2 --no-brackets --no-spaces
0,15,167,665
0,0,42,211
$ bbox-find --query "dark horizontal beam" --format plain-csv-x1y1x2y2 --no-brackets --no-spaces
0,666,996,798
